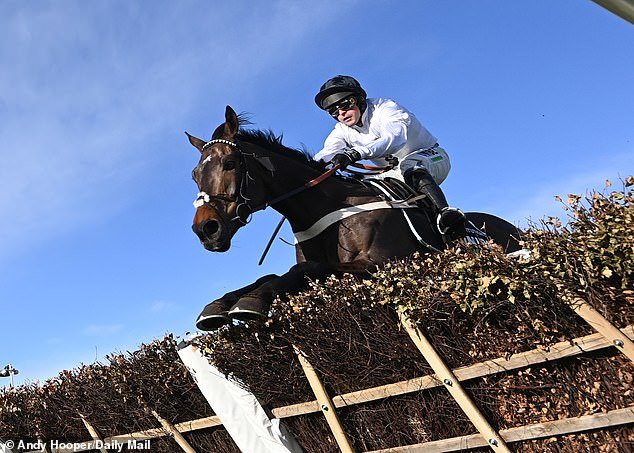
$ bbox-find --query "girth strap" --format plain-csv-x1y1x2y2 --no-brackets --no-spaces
294,200,414,243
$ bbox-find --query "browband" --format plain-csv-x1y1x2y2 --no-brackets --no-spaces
202,139,239,151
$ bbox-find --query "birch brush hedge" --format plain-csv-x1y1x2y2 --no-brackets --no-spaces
1,176,632,452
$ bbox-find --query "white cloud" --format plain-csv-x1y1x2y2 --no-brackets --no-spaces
149,300,175,313
0,1,358,266
81,323,124,336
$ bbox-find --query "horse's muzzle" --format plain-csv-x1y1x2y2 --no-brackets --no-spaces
192,219,231,252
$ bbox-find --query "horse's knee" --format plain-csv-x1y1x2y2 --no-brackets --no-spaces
221,273,278,300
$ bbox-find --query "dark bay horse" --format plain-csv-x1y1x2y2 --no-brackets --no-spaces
188,106,521,330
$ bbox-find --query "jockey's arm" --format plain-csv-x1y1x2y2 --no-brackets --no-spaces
313,128,350,163
353,106,410,159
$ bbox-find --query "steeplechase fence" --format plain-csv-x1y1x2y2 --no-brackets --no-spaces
21,296,634,453
7,180,633,452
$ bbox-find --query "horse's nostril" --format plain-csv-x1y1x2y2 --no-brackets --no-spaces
202,220,220,236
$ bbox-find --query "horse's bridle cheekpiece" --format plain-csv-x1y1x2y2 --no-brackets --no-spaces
194,139,254,225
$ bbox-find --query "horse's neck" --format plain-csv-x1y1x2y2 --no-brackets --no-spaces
242,143,375,229
271,174,376,232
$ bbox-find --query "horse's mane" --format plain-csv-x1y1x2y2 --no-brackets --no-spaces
210,113,326,171
238,129,323,167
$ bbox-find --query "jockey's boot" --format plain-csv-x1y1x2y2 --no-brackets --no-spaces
405,167,467,243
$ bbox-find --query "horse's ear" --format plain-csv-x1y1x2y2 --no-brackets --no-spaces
185,132,206,153
223,105,239,140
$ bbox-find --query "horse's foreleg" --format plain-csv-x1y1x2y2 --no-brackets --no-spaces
227,260,376,322
228,261,338,322
196,274,278,330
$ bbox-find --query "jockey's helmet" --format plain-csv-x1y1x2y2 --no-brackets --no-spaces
315,75,367,110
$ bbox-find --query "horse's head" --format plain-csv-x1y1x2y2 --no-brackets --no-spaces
187,105,333,253
187,106,251,252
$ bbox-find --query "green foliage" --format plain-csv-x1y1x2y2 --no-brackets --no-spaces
0,176,632,447
388,176,634,326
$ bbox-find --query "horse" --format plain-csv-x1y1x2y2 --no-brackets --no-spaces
187,106,522,330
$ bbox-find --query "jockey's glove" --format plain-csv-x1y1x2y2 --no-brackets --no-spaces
384,154,399,168
331,149,361,170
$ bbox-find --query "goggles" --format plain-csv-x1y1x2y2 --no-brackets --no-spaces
327,96,357,118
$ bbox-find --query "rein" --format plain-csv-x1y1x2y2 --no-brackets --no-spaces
195,139,342,225
345,162,392,175
344,155,399,176
251,164,341,212
255,164,342,265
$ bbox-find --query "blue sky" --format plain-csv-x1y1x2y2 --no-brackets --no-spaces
1,1,632,387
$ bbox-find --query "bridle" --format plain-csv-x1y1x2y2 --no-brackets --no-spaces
193,138,340,226
193,138,256,225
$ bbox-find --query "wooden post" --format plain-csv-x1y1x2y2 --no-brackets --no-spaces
293,346,357,453
366,405,634,453
78,413,109,453
150,409,198,453
568,297,634,362
398,310,511,452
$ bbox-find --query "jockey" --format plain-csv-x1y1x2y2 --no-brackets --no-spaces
313,75,467,242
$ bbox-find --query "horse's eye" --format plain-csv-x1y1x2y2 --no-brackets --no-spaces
223,160,237,171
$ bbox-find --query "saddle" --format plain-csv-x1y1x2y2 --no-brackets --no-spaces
365,177,431,209
292,175,489,248
364,177,490,247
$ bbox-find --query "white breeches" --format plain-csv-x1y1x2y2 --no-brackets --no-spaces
372,146,451,184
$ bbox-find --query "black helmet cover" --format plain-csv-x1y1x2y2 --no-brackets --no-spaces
315,75,367,109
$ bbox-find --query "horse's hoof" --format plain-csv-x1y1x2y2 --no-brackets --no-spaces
196,313,231,331
196,299,234,331
228,296,268,322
